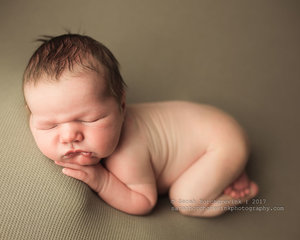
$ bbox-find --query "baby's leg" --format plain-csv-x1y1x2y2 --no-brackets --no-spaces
169,148,258,217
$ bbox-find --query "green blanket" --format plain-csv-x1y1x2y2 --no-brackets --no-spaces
0,0,299,239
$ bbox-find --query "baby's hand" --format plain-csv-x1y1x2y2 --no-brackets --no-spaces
54,161,106,193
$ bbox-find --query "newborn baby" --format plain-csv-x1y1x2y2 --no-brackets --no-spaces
23,34,258,217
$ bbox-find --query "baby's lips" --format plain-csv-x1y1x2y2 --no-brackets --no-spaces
80,151,92,157
62,150,94,160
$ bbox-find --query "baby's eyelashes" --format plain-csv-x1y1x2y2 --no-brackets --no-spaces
79,115,108,124
34,115,108,130
80,119,98,123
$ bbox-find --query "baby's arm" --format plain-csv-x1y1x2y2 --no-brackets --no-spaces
55,111,158,215
55,160,157,215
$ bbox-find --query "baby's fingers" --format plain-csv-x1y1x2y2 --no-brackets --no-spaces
55,161,82,170
62,168,88,182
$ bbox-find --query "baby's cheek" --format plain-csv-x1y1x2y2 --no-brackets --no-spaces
87,128,120,156
33,132,58,161
42,148,58,161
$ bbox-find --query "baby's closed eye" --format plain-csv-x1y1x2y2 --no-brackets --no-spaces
36,124,58,130
80,115,108,124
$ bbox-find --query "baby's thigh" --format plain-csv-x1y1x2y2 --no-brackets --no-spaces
169,143,248,204
170,105,250,206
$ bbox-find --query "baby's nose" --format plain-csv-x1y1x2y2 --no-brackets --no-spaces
59,124,84,143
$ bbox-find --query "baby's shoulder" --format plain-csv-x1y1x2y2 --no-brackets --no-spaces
105,109,154,182
108,107,150,163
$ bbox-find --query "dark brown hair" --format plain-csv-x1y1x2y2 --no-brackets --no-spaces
23,33,126,104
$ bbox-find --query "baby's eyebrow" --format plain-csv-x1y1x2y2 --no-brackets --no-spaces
31,116,55,125
35,120,55,125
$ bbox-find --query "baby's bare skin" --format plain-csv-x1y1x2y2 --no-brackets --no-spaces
57,101,259,217
25,68,258,217
108,101,258,216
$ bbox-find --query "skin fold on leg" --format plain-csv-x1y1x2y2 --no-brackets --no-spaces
169,149,258,217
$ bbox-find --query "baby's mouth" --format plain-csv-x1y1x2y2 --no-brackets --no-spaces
63,150,93,159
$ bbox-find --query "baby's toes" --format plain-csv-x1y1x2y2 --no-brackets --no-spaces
233,180,249,190
224,186,233,195
230,191,239,199
239,191,245,198
244,188,250,195
236,187,251,199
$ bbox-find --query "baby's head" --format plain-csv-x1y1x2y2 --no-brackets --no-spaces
23,34,127,165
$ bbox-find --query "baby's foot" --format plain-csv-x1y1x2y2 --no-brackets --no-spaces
224,172,252,199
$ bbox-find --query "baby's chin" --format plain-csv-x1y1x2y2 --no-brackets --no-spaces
75,156,101,166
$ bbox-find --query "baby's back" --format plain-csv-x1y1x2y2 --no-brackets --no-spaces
128,101,248,193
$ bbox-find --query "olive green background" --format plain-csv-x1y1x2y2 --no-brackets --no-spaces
0,0,299,239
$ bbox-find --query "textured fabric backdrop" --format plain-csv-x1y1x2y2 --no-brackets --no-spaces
0,0,299,239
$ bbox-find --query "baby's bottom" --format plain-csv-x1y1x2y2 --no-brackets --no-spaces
169,149,259,217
